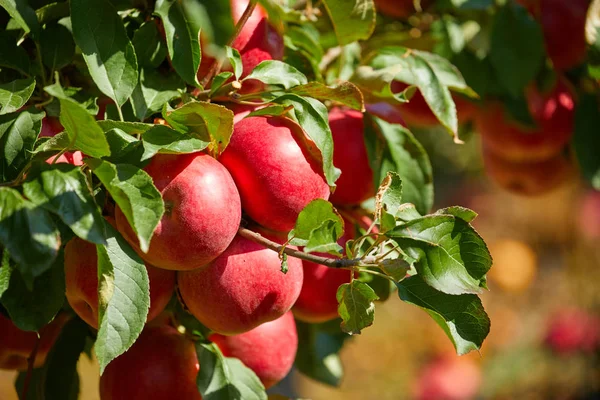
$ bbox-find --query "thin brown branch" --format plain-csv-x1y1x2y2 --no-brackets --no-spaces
238,227,378,268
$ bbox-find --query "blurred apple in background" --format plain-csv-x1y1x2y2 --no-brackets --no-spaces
413,355,482,400
545,308,600,354
487,239,537,293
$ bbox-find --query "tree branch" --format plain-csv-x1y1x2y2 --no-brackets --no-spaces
238,227,378,268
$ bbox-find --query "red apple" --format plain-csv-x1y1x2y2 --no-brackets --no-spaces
476,79,575,163
482,148,573,196
577,191,600,240
177,234,303,335
413,356,482,400
115,152,241,271
374,0,432,19
540,0,589,71
219,116,330,232
210,311,297,389
545,308,600,354
100,324,201,399
0,313,69,370
64,234,176,329
328,108,374,205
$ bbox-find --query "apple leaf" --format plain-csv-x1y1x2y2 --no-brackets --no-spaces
35,2,70,26
155,0,202,87
226,46,243,80
0,32,30,76
95,221,150,374
98,120,154,136
337,280,378,334
210,72,235,97
0,188,61,277
103,129,145,166
0,251,14,298
1,252,65,331
87,159,164,254
57,98,110,158
244,60,308,89
44,82,100,116
364,116,433,215
375,171,403,232
40,23,75,70
196,342,267,400
141,124,209,160
573,94,600,190
0,0,40,37
0,77,36,115
295,319,349,387
288,199,344,255
271,94,340,187
435,206,478,223
132,21,168,68
0,107,44,182
397,275,490,355
288,81,364,111
387,215,492,295
22,164,107,245
164,101,233,156
490,2,544,97
320,0,376,45
131,67,185,122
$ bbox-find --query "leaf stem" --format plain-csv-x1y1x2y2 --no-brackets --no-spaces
238,227,378,268
199,0,259,87
21,334,41,399
115,104,125,122
360,268,397,283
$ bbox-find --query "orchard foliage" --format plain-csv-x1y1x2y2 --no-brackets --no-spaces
0,0,597,398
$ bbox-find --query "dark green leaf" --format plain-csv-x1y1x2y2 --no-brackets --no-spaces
573,94,600,189
321,0,376,45
288,199,344,255
0,31,30,76
397,275,490,355
288,81,364,111
155,0,202,86
196,342,267,400
103,128,145,166
336,280,378,334
0,107,43,181
98,120,154,135
244,60,308,89
131,68,184,121
0,77,35,115
70,0,138,106
0,250,14,298
490,3,544,97
387,215,491,295
0,0,40,37
57,97,111,158
209,72,234,97
95,221,150,373
141,124,208,160
44,82,100,116
22,164,106,244
1,252,65,331
40,23,75,70
132,21,168,68
35,2,70,26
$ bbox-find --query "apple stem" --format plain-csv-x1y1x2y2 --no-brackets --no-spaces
199,0,259,88
238,227,379,268
21,335,41,399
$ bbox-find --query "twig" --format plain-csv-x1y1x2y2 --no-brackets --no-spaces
21,334,41,399
238,227,378,268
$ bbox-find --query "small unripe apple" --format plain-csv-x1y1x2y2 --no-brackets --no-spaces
219,116,330,232
328,108,374,206
100,324,201,399
476,79,575,163
177,234,303,335
64,233,175,329
210,311,297,389
374,0,432,19
482,148,573,196
115,152,241,271
0,313,69,370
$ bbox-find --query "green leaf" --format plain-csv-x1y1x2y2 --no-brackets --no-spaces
103,128,145,166
164,101,233,156
271,94,339,187
295,319,348,387
131,68,184,121
88,159,164,254
0,251,15,298
285,25,324,64
435,206,478,223
44,82,99,116
141,124,208,160
196,342,267,400
288,199,344,255
0,77,35,115
289,81,364,111
411,50,477,98
387,215,492,295
336,280,378,334
0,188,61,277
70,0,138,106
321,0,376,45
490,2,544,97
244,60,308,89
57,97,111,158
40,23,75,70
0,0,40,37
98,120,154,136
226,46,243,80
573,94,600,190
210,72,234,97
132,21,168,68
0,107,44,182
35,2,70,26
365,116,433,215
397,275,490,355
95,221,150,373
1,252,65,331
0,31,30,76
22,164,106,244
155,0,202,87
375,171,403,232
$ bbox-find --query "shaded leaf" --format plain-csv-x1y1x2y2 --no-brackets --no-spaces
321,0,376,45
0,77,36,115
337,280,378,334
